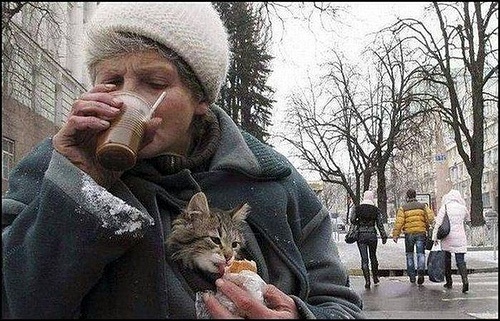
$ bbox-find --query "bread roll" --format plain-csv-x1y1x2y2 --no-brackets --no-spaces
228,259,257,273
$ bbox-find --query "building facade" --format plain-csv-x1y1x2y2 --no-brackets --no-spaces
442,93,498,213
2,2,97,195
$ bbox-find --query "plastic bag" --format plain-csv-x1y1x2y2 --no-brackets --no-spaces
195,270,267,318
427,249,445,282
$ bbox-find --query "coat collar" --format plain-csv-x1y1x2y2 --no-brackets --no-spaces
209,105,291,180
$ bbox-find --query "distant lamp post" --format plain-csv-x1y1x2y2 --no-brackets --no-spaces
450,162,458,187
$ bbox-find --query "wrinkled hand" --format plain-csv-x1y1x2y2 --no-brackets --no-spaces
52,84,160,187
203,276,299,319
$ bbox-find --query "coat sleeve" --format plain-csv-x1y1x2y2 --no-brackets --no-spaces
349,207,358,225
464,206,471,223
425,205,435,227
292,206,364,318
375,209,387,240
279,171,364,319
2,147,154,319
431,205,445,241
392,207,405,238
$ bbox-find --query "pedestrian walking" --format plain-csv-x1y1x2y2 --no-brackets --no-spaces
350,190,388,289
392,188,435,284
432,189,471,293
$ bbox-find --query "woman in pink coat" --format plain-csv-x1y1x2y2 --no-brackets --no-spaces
432,189,471,293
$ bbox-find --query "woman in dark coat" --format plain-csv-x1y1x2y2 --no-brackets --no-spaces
350,190,388,289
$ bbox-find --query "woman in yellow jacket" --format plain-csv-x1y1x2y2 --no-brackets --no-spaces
392,189,434,284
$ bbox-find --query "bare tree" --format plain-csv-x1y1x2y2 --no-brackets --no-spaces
255,2,344,40
318,182,350,221
276,65,370,207
2,2,63,58
387,2,498,226
276,33,439,222
2,2,64,97
361,36,439,221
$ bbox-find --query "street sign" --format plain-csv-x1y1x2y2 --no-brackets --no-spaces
416,193,431,208
435,153,447,162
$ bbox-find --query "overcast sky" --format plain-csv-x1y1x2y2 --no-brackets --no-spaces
267,2,430,180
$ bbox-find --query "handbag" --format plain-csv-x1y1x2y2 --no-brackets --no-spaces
425,229,434,251
427,248,445,282
437,205,451,240
345,224,359,244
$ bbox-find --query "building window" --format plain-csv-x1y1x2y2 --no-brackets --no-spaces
2,137,15,180
482,192,491,208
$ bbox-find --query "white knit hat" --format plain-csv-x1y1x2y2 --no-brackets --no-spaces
361,190,375,205
84,2,230,103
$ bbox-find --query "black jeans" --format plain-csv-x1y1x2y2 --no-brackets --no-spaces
356,232,379,271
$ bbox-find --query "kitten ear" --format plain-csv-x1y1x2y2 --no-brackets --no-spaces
187,192,210,213
232,203,251,222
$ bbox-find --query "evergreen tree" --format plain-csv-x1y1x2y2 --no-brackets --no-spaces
213,2,275,143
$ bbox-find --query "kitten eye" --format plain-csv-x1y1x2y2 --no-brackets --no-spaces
210,237,221,245
232,242,239,248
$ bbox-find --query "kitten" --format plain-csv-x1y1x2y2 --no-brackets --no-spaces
166,191,250,276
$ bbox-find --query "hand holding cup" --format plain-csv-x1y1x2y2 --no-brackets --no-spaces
53,85,162,187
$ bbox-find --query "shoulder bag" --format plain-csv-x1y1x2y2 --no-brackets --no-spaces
345,224,359,244
437,204,451,240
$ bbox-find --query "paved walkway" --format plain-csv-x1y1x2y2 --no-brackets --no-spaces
334,232,499,276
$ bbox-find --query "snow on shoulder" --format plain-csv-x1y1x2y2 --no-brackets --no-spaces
81,174,154,235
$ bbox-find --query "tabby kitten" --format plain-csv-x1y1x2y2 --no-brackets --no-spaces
166,191,250,276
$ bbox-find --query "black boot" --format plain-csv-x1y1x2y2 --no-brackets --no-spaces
371,262,380,285
443,251,452,289
457,262,469,293
362,268,371,289
417,270,425,285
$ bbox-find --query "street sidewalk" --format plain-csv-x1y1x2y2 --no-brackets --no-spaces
334,232,499,276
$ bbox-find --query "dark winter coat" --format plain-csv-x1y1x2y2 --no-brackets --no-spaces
350,204,387,243
2,106,363,319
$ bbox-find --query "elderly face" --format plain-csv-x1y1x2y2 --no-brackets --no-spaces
94,50,208,159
